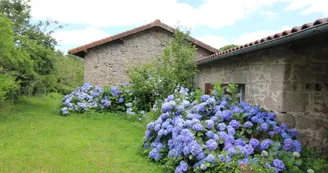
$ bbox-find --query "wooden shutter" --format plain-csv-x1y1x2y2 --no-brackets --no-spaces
205,83,214,95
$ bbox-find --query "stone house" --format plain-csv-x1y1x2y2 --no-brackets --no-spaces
196,17,328,152
69,19,219,86
69,18,328,152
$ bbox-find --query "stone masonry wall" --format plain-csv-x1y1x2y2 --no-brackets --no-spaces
84,28,213,86
196,39,328,153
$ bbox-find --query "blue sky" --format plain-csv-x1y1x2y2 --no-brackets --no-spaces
29,0,327,52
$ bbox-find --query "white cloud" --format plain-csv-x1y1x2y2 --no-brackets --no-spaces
196,35,229,49
196,26,291,49
284,0,328,16
52,27,109,46
262,11,278,18
30,0,290,29
232,26,291,45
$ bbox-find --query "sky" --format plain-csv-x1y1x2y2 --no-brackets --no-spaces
29,0,328,52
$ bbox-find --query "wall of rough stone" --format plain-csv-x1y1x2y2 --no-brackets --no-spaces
196,36,328,153
84,28,213,86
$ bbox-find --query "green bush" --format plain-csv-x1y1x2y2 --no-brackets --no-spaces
53,55,84,94
0,74,19,103
129,28,197,111
299,147,328,173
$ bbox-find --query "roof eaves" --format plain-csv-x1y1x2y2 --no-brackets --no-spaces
198,17,328,65
69,19,219,57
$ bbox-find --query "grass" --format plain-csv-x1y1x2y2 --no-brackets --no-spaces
0,95,163,173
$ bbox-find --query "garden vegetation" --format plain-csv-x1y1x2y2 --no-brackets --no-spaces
0,0,83,104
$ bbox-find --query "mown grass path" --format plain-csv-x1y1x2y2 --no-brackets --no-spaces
0,96,162,173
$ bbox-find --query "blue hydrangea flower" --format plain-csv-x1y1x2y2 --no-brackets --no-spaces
206,139,218,151
205,154,216,164
206,131,214,138
205,120,214,129
201,95,210,102
227,125,236,135
228,147,237,155
221,110,233,121
218,154,225,162
217,123,226,131
235,139,246,146
229,120,240,129
192,123,203,131
280,123,288,131
238,158,249,165
118,97,124,103
288,128,297,138
260,123,269,132
249,138,259,149
272,159,285,172
149,148,161,161
260,139,273,151
175,161,188,173
244,121,253,128
61,107,68,115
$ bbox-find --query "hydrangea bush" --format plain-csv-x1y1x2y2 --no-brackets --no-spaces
143,84,309,173
60,83,146,117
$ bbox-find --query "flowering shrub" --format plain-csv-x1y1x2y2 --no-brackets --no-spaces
128,28,197,111
143,85,309,173
60,83,145,117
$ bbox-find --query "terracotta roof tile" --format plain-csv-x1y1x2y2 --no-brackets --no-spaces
198,17,328,63
69,19,219,56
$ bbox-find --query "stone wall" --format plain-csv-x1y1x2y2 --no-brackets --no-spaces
84,28,213,86
196,36,328,153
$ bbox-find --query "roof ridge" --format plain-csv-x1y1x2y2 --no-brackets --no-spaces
199,17,328,63
69,19,219,56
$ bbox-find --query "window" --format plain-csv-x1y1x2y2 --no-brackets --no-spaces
204,83,246,102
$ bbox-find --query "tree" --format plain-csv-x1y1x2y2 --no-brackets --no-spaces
129,28,197,110
219,44,238,51
0,0,62,95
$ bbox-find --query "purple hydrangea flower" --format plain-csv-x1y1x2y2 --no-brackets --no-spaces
205,154,216,163
210,116,218,122
147,122,155,130
227,125,236,135
118,97,124,103
244,121,253,128
61,107,68,115
235,139,246,146
280,123,288,131
229,120,240,129
192,123,203,131
228,147,237,155
206,98,215,105
175,161,188,173
206,131,214,138
205,120,215,129
221,110,233,121
294,140,302,153
273,126,282,134
206,139,218,151
260,139,273,151
238,158,249,165
260,123,269,132
272,159,285,172
283,138,295,152
218,154,225,162
149,148,161,161
288,128,297,138
201,95,210,102
217,123,226,131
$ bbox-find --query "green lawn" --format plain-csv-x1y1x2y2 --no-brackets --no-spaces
0,95,163,173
